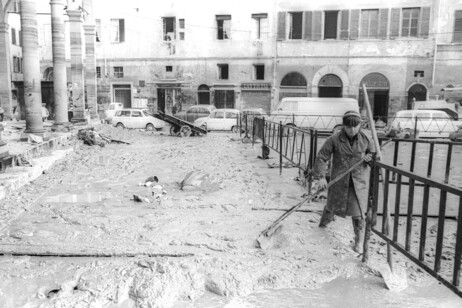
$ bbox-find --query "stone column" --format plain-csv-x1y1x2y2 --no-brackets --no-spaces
84,24,98,119
67,6,87,124
0,23,13,121
50,0,69,130
21,0,45,135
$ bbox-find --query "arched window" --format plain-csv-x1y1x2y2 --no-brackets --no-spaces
281,72,307,87
318,74,342,97
197,84,210,105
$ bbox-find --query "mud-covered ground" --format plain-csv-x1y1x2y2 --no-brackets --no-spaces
0,125,460,308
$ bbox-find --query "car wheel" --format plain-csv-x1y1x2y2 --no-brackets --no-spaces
231,126,239,133
146,123,155,131
116,123,125,129
180,125,192,137
170,125,179,136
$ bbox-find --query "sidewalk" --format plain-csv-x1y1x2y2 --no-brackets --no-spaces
0,119,98,200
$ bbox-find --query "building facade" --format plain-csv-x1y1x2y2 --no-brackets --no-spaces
1,0,462,122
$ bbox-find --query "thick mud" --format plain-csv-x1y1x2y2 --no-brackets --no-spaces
0,125,460,307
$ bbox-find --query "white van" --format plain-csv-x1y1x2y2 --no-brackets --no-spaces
270,97,360,133
390,109,462,138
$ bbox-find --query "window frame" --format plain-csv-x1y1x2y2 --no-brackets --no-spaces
217,64,229,80
216,15,231,40
252,13,268,39
110,18,125,43
360,9,379,39
254,64,265,80
289,12,303,40
324,10,340,40
401,7,420,37
453,10,462,43
96,66,101,78
113,66,124,78
163,17,176,41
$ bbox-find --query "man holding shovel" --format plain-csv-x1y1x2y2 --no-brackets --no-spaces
313,110,375,253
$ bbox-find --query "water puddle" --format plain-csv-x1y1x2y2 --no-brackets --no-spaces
43,192,115,203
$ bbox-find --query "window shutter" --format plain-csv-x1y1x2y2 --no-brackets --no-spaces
304,11,313,40
378,9,389,39
454,10,462,42
119,19,125,42
312,11,322,40
419,7,431,38
277,12,286,40
390,8,400,39
340,10,349,40
349,9,359,39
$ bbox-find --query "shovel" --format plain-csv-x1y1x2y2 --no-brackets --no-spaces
362,84,407,292
256,158,365,249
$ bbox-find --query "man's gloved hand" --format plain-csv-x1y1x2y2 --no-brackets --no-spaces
363,153,373,163
314,178,328,191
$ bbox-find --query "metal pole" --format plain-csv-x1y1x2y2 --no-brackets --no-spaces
279,121,283,175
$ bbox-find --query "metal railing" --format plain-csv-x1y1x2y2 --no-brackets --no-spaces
370,160,462,297
379,138,462,187
248,117,318,180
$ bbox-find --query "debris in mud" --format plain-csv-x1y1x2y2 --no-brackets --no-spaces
28,134,44,144
78,128,131,147
257,145,270,159
16,154,33,166
139,176,159,187
179,171,221,191
132,194,151,203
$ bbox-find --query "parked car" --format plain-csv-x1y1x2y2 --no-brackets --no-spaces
174,105,216,123
105,102,123,123
449,125,462,141
242,108,268,118
390,109,462,138
112,109,166,131
194,109,240,132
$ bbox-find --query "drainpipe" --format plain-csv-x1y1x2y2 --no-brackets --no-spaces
271,0,278,111
431,0,442,89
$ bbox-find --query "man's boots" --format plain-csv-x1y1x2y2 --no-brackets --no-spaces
319,207,334,228
352,217,365,253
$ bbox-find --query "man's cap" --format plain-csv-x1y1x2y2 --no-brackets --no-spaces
343,110,361,118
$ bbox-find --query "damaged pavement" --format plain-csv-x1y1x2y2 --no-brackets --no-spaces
0,123,460,307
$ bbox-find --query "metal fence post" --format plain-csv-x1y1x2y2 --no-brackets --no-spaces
279,121,283,175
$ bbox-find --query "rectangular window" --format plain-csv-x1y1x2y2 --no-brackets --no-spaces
360,9,379,38
254,64,265,80
218,64,229,79
166,65,173,72
13,56,21,73
289,12,303,39
414,70,424,77
324,11,339,39
96,66,101,78
114,66,124,78
454,10,462,42
252,13,268,39
163,17,176,41
179,18,185,40
95,19,101,42
110,19,125,42
401,8,420,37
216,15,231,40
18,30,21,46
11,28,16,45
12,0,20,12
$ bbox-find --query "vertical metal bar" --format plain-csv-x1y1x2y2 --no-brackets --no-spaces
382,169,390,234
313,130,318,162
445,143,453,184
285,125,290,158
261,118,266,157
419,183,430,261
405,178,415,251
393,174,402,242
434,190,447,273
410,141,417,172
427,143,434,178
371,164,380,225
291,130,297,162
299,133,305,169
393,140,399,167
308,130,314,169
453,197,462,286
279,122,283,176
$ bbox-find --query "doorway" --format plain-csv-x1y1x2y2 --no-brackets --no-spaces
112,84,132,108
407,84,427,109
214,90,235,109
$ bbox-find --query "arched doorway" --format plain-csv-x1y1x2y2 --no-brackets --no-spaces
359,73,390,122
407,84,427,109
318,74,342,97
279,72,307,101
198,84,210,105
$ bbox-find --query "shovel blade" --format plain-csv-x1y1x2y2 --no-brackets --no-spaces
379,264,408,292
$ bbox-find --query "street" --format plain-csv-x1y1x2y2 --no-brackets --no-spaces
0,125,461,307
